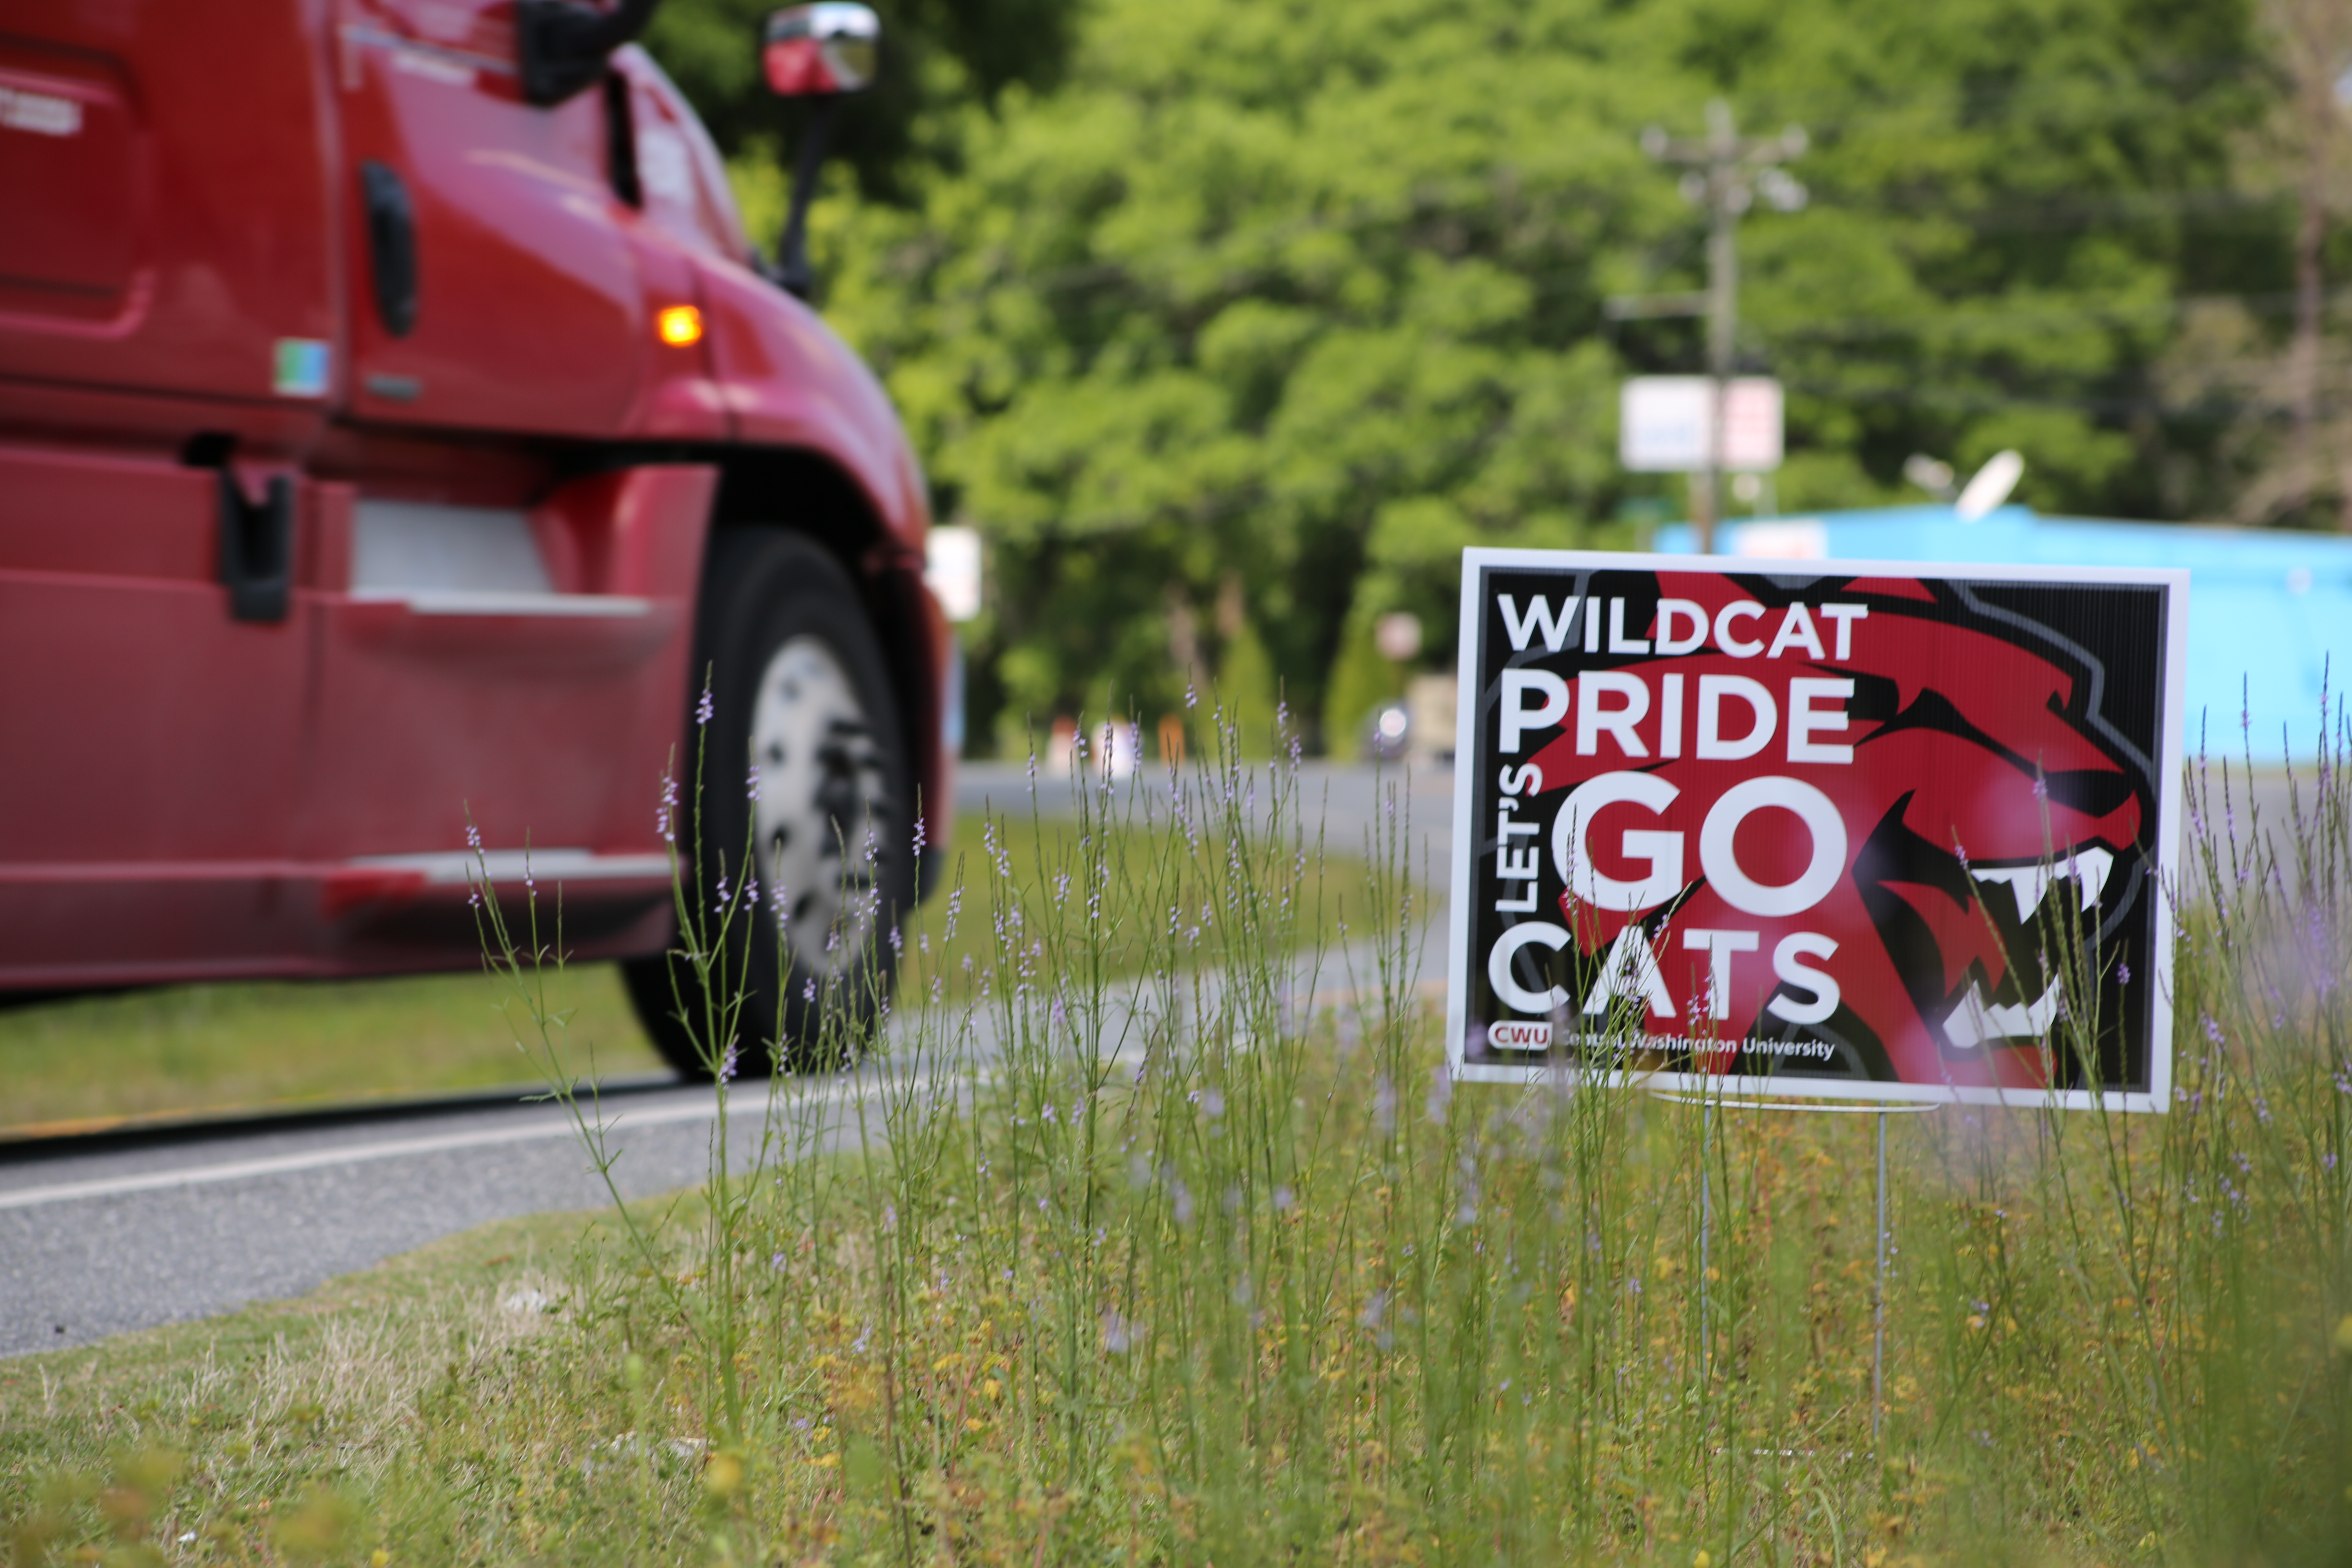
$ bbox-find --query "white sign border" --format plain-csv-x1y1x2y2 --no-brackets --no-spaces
1446,546,2189,1114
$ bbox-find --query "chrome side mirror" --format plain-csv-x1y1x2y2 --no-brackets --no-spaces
763,4,880,97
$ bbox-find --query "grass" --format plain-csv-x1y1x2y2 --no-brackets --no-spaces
0,1206,633,1561
0,967,659,1134
5,722,2350,1565
0,808,1346,1134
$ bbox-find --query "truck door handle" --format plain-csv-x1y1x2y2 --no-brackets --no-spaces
360,160,418,338
219,471,294,624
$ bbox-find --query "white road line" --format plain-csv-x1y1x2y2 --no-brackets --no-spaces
0,1087,792,1212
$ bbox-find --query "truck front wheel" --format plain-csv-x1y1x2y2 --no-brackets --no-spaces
623,528,916,1077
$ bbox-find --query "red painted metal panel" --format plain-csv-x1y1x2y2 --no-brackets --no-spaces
0,379,328,461
696,256,927,547
0,449,715,985
335,0,646,435
0,869,319,987
0,443,315,982
295,464,715,871
0,862,674,986
0,446,310,866
0,41,142,312
0,0,336,418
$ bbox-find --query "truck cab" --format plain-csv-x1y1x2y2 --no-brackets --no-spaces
0,0,947,1074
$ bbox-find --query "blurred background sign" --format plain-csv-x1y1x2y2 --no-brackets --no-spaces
1719,379,1784,471
926,524,981,758
1620,376,1783,473
925,524,982,621
1619,376,1712,472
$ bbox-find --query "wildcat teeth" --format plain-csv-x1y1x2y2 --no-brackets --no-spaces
1945,980,2067,1050
1969,845,2114,922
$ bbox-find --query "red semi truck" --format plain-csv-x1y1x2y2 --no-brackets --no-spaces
0,0,947,1074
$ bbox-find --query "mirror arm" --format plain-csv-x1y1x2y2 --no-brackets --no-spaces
770,96,841,301
517,0,662,107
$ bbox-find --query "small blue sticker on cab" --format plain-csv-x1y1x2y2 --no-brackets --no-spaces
273,338,330,398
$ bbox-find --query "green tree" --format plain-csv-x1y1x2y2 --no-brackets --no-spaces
795,0,2273,752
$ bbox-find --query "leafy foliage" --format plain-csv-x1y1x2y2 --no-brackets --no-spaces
644,0,1082,200
673,0,2287,751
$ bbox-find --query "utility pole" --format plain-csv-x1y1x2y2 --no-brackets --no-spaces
1608,101,1806,555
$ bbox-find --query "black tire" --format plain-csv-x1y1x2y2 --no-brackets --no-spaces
623,528,916,1078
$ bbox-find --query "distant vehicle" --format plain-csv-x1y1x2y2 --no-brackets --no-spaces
0,0,948,1076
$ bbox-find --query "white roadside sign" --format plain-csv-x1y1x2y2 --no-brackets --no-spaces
1619,376,1784,473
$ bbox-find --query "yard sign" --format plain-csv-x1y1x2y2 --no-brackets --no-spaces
1445,550,2187,1111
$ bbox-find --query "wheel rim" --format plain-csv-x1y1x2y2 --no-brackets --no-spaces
748,634,892,980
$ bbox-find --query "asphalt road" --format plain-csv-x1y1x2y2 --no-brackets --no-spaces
1,754,1457,1360
0,1078,863,1357
951,757,1459,875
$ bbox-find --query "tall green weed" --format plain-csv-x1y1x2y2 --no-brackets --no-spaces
450,702,2352,1565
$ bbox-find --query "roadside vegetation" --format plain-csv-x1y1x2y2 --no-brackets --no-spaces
0,809,1339,1134
0,968,657,1136
6,717,2351,1564
773,0,2318,752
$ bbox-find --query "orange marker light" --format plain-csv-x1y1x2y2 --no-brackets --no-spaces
656,305,704,347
